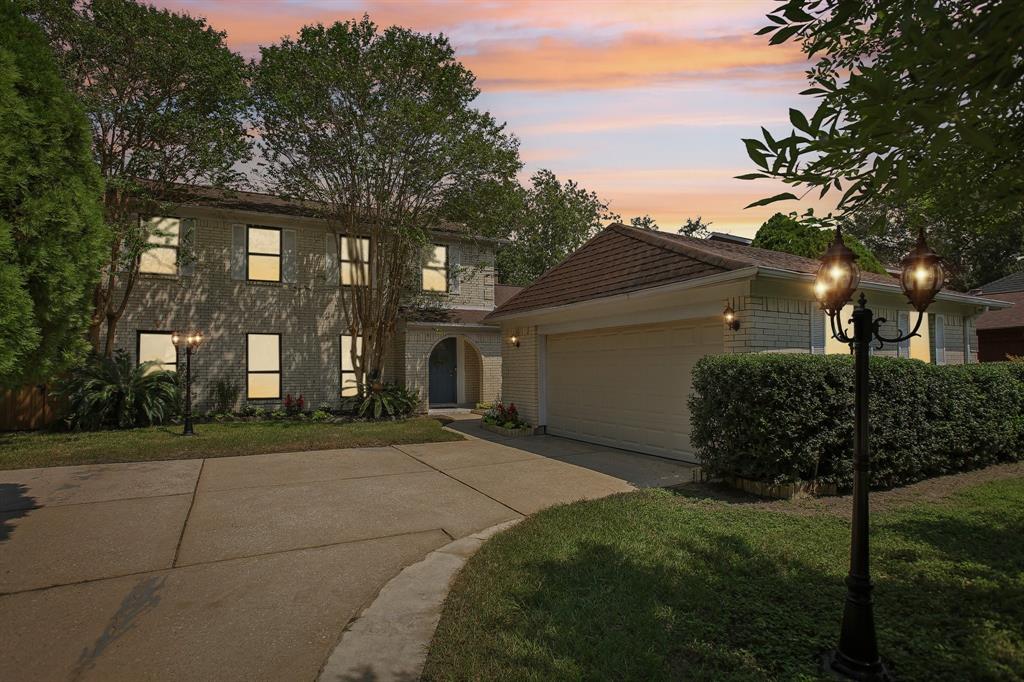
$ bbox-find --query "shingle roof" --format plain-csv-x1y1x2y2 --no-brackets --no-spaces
976,291,1024,330
164,183,472,235
486,225,731,319
486,223,897,320
975,270,1024,295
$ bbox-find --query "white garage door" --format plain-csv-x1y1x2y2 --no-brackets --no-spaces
546,318,723,461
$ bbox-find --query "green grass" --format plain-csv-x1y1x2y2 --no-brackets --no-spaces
424,479,1024,682
0,418,462,470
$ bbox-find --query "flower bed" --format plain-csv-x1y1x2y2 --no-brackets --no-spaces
481,400,532,436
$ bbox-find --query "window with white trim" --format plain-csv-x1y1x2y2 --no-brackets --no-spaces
247,333,281,399
137,332,177,374
139,217,180,275
340,334,363,397
340,235,370,286
423,245,448,292
247,226,282,282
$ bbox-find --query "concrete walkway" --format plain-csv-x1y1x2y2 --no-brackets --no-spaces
0,421,695,681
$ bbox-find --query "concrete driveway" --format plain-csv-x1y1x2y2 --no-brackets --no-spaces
0,421,695,681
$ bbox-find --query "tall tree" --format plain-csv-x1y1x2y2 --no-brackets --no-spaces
677,216,712,239
752,212,887,275
0,3,107,385
741,0,1024,288
26,0,251,354
629,215,658,230
497,169,618,285
252,16,520,387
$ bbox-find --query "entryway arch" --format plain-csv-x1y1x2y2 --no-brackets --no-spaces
427,335,483,408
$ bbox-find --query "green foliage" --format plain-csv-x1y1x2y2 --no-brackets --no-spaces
0,4,107,385
629,215,658,230
676,216,711,239
252,15,520,380
690,353,1024,488
752,212,888,275
742,0,1024,289
211,376,240,414
25,0,251,353
58,351,180,431
357,382,420,420
496,169,619,285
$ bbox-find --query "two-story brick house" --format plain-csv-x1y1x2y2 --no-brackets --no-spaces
116,185,504,413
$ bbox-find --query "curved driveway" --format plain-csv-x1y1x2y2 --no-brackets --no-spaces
0,418,695,681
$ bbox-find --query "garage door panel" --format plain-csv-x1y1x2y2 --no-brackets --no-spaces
546,319,722,461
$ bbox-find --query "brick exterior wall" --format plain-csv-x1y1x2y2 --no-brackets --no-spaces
498,325,540,427
400,324,501,411
114,205,501,413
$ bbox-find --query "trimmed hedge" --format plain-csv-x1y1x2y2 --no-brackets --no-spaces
689,354,1024,489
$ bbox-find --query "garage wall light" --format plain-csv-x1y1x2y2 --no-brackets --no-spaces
509,333,520,348
723,304,740,331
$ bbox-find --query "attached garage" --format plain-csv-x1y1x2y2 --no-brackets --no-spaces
487,223,1006,462
545,319,722,461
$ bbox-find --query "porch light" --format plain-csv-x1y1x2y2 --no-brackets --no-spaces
723,304,740,331
509,333,520,348
813,227,860,314
900,229,944,311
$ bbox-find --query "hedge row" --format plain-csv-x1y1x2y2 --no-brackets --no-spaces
689,354,1024,490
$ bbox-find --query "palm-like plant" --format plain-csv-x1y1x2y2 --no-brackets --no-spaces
59,351,180,430
357,381,419,420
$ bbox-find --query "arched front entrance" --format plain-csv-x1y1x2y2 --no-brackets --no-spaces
427,336,484,408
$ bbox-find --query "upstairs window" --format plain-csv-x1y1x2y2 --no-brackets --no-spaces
423,245,448,292
137,331,177,374
340,235,370,286
139,217,180,275
247,333,281,399
340,334,363,397
247,226,281,282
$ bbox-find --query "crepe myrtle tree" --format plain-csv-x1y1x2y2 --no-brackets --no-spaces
252,16,520,389
739,0,1024,288
25,0,251,355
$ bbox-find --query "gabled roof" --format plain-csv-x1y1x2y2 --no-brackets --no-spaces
975,270,1024,295
486,223,897,320
976,291,1024,330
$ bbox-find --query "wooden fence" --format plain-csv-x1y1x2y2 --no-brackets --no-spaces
0,384,60,431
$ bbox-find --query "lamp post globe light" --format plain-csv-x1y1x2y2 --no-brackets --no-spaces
816,228,943,681
171,330,204,436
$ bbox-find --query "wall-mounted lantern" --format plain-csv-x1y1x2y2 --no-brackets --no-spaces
509,333,520,348
723,304,740,331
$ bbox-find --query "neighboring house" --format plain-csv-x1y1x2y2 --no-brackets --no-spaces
972,271,1024,361
119,185,504,412
487,223,1009,462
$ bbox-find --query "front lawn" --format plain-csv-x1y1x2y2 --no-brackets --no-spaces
0,418,462,470
424,475,1024,681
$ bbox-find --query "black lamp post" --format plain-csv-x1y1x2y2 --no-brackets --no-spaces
171,330,204,436
815,228,944,680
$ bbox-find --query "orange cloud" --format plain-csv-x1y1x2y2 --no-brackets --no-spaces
463,33,804,91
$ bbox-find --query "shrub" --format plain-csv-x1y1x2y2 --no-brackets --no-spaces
483,400,530,429
283,393,305,416
357,382,419,420
58,351,180,430
689,354,1024,489
211,376,240,414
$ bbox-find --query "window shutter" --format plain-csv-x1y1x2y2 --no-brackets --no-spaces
448,244,461,295
897,311,910,358
809,307,825,354
934,314,946,364
963,317,973,363
179,218,197,277
231,224,246,280
282,229,297,284
325,233,339,286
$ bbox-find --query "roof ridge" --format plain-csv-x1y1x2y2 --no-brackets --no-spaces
607,223,756,272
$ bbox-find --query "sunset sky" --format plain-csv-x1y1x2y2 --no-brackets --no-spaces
160,0,833,237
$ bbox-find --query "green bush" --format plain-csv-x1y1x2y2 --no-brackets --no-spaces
689,354,1024,489
357,382,420,420
58,351,180,430
211,376,240,414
